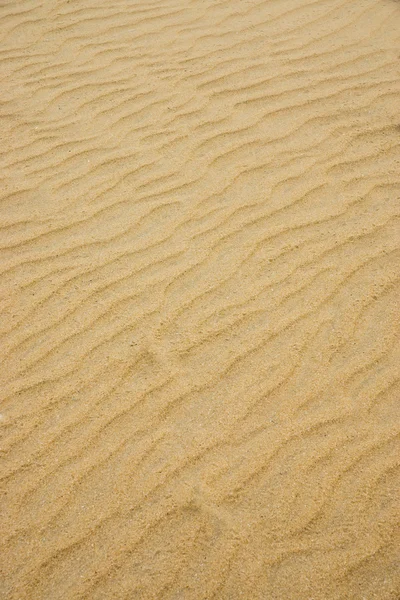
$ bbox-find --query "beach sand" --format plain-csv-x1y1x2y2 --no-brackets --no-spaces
1,0,400,598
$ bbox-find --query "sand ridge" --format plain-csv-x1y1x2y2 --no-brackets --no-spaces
0,0,400,598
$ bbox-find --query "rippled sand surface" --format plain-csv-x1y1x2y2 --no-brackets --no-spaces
1,1,400,598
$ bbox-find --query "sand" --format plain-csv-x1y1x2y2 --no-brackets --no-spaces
0,0,400,598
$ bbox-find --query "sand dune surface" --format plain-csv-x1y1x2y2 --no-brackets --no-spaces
1,0,400,598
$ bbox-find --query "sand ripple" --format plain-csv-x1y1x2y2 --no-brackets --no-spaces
1,0,400,598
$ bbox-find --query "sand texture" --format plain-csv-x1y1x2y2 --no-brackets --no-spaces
1,0,400,598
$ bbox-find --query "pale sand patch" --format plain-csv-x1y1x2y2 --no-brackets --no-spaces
0,0,399,598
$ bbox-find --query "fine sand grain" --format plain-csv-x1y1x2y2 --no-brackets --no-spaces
1,1,400,599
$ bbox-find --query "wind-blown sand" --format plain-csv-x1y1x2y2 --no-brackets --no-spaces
1,0,400,598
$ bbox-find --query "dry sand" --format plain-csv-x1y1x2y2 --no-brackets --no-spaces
1,0,400,598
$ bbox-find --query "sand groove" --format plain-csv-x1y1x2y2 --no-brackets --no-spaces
1,0,400,598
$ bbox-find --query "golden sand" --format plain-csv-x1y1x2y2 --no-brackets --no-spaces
1,0,400,598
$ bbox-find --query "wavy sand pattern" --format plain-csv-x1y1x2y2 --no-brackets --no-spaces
1,0,400,598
